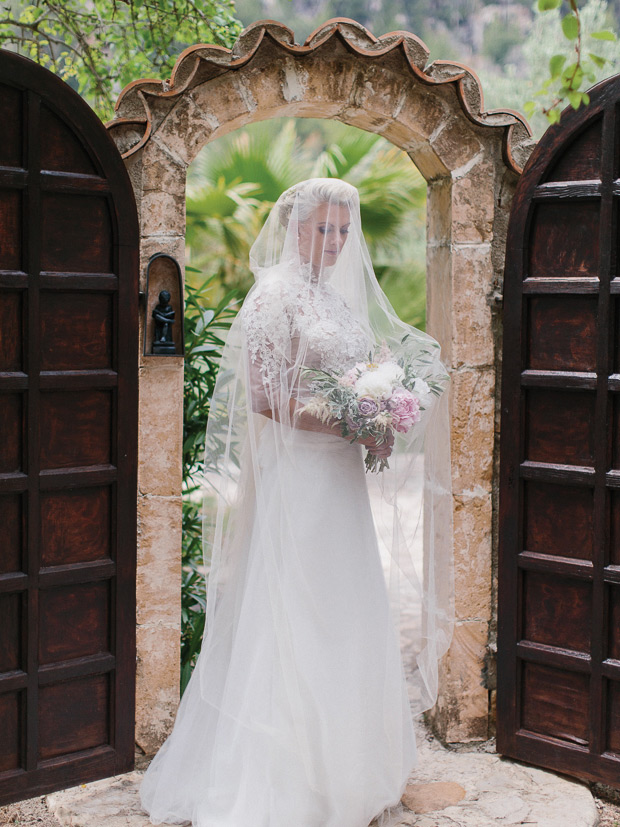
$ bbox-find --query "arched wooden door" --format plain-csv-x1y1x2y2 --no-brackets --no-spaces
0,51,138,803
498,73,620,786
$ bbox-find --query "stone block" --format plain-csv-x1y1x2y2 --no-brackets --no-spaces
430,620,490,742
141,189,186,238
451,244,495,369
135,624,181,754
387,86,450,151
430,116,484,173
159,93,219,167
427,178,452,245
138,361,184,497
190,73,257,140
449,367,495,494
136,494,182,627
451,160,495,244
452,492,492,621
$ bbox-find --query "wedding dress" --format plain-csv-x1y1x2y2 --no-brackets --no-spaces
140,179,453,827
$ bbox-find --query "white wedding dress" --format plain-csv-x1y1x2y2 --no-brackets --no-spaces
140,272,418,827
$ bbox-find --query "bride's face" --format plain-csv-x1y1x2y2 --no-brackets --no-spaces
297,202,350,269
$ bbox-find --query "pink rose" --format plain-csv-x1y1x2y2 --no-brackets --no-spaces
388,390,421,433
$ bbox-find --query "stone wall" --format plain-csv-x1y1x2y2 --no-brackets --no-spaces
107,18,536,752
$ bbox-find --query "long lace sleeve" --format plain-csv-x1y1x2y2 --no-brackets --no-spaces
240,276,296,416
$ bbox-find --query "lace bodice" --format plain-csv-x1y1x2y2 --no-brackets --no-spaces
241,265,371,390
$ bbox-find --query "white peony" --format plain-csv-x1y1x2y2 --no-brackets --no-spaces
375,361,405,384
355,371,393,399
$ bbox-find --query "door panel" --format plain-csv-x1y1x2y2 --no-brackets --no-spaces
498,73,620,788
0,49,138,804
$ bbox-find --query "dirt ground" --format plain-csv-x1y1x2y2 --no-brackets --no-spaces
1,784,620,826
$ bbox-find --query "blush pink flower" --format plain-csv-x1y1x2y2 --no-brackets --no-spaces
388,390,421,433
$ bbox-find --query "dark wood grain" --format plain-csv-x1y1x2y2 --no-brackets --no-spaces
0,394,23,474
38,674,109,761
0,82,22,168
528,201,600,278
523,481,594,560
523,571,591,653
40,194,112,274
0,693,22,772
39,391,111,470
0,49,138,805
543,117,602,183
40,487,110,566
0,292,23,372
522,663,590,745
38,582,110,664
527,295,597,371
525,388,595,466
498,73,620,788
0,593,22,672
0,494,23,574
40,293,112,371
0,190,22,271
39,104,98,176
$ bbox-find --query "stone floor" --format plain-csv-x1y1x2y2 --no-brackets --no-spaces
39,718,599,827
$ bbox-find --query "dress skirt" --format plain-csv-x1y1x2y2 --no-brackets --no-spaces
140,424,417,827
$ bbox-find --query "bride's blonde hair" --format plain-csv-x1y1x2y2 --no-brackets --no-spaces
277,178,356,226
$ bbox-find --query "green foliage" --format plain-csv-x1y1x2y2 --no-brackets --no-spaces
181,274,239,693
187,118,427,326
523,0,617,125
0,0,242,120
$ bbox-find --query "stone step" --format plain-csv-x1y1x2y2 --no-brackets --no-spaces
46,723,599,827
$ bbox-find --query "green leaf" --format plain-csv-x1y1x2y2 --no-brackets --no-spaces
588,52,607,69
538,0,561,9
567,90,582,109
549,54,566,77
591,30,616,41
561,13,579,40
524,101,537,118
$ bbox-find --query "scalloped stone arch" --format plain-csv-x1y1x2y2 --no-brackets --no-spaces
107,18,536,754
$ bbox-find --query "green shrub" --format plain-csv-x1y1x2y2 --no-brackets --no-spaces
181,272,239,694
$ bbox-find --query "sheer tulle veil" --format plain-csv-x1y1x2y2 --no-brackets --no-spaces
139,177,455,826
198,177,455,716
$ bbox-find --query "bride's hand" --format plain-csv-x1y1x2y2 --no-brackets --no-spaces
357,431,394,459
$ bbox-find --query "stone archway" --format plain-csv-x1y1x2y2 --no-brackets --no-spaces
106,18,535,754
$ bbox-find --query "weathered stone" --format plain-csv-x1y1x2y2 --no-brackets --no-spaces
136,495,182,626
431,620,490,742
449,368,495,493
453,492,493,621
135,624,181,754
426,178,452,245
137,363,184,497
431,115,485,172
451,244,495,369
451,159,495,244
45,717,599,827
401,781,466,813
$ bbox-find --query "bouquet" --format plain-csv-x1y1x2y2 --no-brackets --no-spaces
299,337,447,473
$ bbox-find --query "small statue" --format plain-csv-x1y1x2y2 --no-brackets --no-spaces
152,290,176,354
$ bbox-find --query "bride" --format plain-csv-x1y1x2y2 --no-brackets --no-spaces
140,178,454,827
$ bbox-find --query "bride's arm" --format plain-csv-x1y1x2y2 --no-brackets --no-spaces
257,400,393,457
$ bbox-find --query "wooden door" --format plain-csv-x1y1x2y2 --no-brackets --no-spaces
498,73,620,786
0,50,138,804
